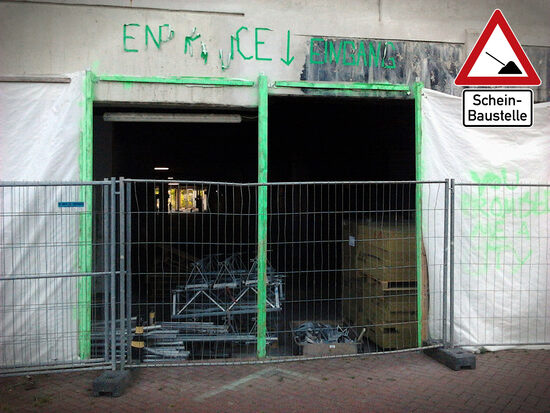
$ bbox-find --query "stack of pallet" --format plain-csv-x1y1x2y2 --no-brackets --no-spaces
342,220,418,349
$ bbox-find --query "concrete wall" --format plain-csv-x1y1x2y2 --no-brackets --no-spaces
1,0,549,105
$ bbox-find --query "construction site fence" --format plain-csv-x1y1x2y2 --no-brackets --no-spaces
0,179,548,375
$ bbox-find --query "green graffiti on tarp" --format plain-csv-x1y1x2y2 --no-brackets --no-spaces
460,169,549,276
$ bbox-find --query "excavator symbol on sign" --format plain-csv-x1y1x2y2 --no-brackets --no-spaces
485,52,522,74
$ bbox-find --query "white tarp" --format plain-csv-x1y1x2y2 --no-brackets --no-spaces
422,88,550,348
0,72,84,367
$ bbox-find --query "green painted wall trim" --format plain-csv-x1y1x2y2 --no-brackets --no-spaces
77,70,94,359
97,75,255,87
256,74,268,358
414,82,423,348
274,80,410,91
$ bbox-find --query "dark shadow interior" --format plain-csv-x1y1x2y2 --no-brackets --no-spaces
92,95,416,358
269,96,415,182
94,96,415,182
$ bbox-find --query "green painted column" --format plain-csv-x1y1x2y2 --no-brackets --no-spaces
78,70,94,359
414,81,424,348
257,74,268,358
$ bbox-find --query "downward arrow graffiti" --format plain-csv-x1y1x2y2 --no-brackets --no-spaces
280,30,294,66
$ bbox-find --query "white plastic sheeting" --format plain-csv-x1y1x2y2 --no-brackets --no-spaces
422,88,550,348
0,72,84,368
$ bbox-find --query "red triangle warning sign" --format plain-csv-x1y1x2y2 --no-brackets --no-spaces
455,9,541,86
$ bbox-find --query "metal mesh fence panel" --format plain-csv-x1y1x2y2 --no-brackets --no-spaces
4,178,548,372
0,181,114,375
451,182,550,347
265,182,447,357
1,179,453,372
124,180,448,365
126,180,262,364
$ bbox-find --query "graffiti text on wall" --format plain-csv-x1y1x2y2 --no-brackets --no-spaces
309,38,397,68
123,24,286,69
121,24,399,71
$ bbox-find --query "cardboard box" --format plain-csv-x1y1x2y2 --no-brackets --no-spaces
301,342,359,356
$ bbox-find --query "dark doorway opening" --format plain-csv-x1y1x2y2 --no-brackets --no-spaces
93,106,258,182
92,105,261,360
91,95,417,359
266,95,416,355
269,95,415,182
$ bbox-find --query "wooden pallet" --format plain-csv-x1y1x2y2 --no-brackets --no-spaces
345,299,417,325
365,320,418,350
343,272,417,327
361,273,417,297
356,252,416,281
365,301,417,324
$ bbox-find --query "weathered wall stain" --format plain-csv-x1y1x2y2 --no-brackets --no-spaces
301,38,550,102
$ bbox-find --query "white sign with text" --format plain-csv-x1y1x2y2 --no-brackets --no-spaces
462,89,533,127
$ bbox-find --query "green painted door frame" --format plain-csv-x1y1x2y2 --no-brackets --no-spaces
77,70,94,359
80,74,424,360
79,74,257,359
270,80,424,348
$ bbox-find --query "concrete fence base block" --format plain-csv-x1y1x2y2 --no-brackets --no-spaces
424,348,476,371
92,370,132,397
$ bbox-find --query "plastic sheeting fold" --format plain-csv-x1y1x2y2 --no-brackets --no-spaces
0,72,84,367
422,88,550,349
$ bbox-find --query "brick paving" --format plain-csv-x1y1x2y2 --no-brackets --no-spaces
1,350,549,412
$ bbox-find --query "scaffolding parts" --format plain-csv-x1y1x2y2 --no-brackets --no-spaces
292,322,358,356
293,322,353,345
138,253,285,362
172,253,285,320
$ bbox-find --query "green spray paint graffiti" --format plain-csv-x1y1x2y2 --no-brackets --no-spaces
309,38,397,68
121,24,398,72
122,24,283,68
460,169,549,276
184,27,201,56
123,23,175,52
281,30,294,66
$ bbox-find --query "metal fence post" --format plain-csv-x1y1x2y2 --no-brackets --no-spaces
119,178,126,368
110,178,117,370
449,179,455,348
125,181,132,364
103,179,110,362
257,74,268,358
442,179,449,346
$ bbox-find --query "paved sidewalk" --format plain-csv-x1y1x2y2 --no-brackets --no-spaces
1,350,549,412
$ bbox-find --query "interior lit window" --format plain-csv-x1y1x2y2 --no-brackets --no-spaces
155,185,208,213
